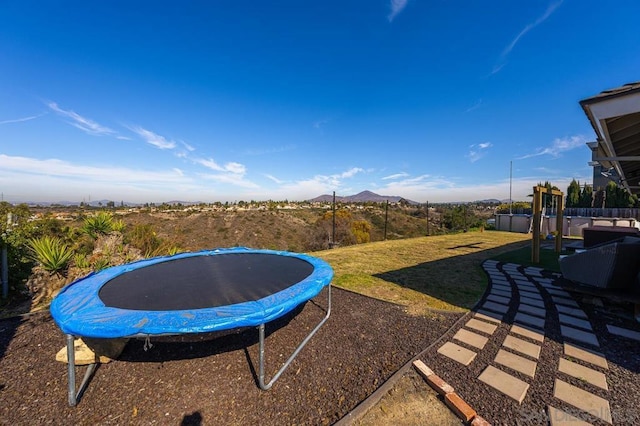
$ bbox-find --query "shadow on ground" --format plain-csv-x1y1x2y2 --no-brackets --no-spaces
375,240,530,310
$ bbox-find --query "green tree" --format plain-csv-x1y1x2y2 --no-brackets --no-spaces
579,185,593,207
566,179,580,208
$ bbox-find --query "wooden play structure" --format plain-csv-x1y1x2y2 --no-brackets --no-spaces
531,185,564,263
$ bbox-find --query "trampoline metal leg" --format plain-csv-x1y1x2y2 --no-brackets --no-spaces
66,334,98,407
258,284,332,390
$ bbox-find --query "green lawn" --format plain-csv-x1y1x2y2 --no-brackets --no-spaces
314,230,530,316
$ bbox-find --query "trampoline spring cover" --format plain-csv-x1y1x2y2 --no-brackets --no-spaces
50,247,333,338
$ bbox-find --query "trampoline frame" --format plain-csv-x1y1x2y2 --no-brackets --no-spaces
53,248,333,407
65,285,331,406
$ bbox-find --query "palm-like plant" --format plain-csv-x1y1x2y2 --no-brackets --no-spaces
82,211,114,238
29,236,74,274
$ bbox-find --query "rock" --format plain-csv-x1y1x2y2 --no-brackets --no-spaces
56,337,128,365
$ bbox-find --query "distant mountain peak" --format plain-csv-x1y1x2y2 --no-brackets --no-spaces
308,190,419,205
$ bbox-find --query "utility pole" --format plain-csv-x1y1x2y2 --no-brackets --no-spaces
426,201,430,236
509,160,513,215
331,191,336,248
384,200,389,240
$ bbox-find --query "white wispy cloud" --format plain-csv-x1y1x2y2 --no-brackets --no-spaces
193,157,247,174
339,167,364,178
265,174,285,184
0,154,188,184
263,167,365,200
388,0,409,22
181,141,195,152
243,145,296,156
199,172,259,189
516,135,587,160
465,99,483,113
382,172,409,180
0,113,46,125
128,126,177,150
313,119,329,129
467,142,493,163
492,0,564,74
47,101,117,136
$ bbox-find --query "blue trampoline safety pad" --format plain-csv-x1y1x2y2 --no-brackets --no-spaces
50,247,333,338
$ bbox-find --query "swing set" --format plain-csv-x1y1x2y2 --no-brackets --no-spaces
531,185,564,263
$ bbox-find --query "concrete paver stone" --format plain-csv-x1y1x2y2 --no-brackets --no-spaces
477,365,530,403
546,288,572,298
453,328,489,350
553,379,612,424
547,405,593,426
558,358,608,390
486,294,511,305
474,311,503,324
503,335,541,359
514,312,545,329
606,325,640,342
437,342,477,366
518,304,546,318
491,283,512,291
465,318,498,335
556,304,588,319
519,290,543,300
514,281,537,289
560,325,600,347
490,288,512,298
552,296,580,308
520,296,545,308
482,301,509,314
558,314,592,331
564,343,608,369
494,349,537,377
510,324,545,343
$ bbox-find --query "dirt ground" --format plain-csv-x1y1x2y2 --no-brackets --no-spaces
0,287,462,425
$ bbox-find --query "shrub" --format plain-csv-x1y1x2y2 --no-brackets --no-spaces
82,211,114,238
28,236,73,274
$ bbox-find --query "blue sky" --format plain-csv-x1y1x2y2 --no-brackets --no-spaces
1,1,639,204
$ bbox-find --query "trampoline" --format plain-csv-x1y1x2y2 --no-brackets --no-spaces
50,247,333,406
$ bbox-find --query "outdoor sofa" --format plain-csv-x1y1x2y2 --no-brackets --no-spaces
559,236,640,291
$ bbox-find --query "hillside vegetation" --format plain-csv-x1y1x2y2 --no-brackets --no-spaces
0,202,502,314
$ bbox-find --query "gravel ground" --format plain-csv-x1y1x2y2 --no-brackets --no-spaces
0,287,462,425
417,264,640,426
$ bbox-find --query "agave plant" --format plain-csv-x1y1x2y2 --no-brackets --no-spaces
92,256,111,272
82,211,114,238
29,236,74,274
111,219,126,233
73,253,91,269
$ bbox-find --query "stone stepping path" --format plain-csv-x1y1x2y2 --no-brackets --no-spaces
434,261,615,422
528,269,613,424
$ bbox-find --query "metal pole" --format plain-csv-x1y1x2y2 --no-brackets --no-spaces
509,160,513,215
426,201,430,236
331,191,336,247
1,245,7,299
384,200,388,240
